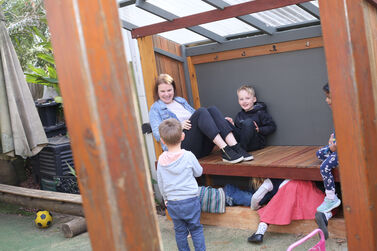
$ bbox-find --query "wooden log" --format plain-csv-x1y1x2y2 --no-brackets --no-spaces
0,184,83,216
62,217,87,238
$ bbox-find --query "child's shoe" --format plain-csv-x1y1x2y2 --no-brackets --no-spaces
317,196,341,213
315,212,329,240
231,143,254,161
221,145,244,163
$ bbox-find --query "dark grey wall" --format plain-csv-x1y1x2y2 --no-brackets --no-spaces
195,47,333,146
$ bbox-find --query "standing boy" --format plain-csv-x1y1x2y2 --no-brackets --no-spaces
157,118,205,251
226,85,276,153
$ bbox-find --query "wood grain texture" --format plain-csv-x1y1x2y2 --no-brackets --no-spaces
45,1,161,250
319,0,377,249
138,36,163,158
191,37,323,64
170,206,346,239
186,57,201,109
199,146,340,181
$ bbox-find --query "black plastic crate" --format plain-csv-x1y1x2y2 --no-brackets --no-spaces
32,136,75,189
35,100,60,127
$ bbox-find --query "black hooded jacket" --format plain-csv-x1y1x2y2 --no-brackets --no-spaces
234,101,276,139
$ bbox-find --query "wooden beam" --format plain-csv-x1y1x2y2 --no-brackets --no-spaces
44,1,161,250
319,0,377,250
191,37,323,64
131,0,310,38
186,57,201,109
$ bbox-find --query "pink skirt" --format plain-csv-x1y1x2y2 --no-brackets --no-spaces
257,180,324,225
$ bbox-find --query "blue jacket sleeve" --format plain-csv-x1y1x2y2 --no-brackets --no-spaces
149,103,163,143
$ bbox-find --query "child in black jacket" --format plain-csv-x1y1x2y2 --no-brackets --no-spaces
226,85,276,152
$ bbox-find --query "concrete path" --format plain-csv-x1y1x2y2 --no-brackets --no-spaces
0,203,347,251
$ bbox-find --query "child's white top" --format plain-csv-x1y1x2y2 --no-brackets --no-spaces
157,149,202,201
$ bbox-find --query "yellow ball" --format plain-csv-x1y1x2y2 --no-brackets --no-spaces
35,210,53,228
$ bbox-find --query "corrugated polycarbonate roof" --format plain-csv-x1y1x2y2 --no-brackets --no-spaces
118,0,320,45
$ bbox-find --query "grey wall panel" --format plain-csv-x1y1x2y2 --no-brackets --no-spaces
195,47,333,146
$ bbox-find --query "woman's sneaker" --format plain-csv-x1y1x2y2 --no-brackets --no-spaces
317,196,341,213
221,145,243,163
231,143,254,161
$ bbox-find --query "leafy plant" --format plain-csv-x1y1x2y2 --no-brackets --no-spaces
1,0,48,71
24,29,59,96
66,161,76,177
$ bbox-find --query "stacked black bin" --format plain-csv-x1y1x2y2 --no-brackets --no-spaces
35,99,67,137
33,100,77,193
32,136,76,192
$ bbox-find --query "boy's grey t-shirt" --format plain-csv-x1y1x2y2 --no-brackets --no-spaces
157,150,203,201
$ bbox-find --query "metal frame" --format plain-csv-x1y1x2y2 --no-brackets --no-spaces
186,25,322,56
135,0,226,43
297,2,320,19
121,19,138,30
202,0,276,35
118,0,136,8
119,0,323,49
131,0,310,38
153,47,184,62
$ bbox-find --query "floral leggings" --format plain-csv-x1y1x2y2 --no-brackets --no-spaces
316,146,338,191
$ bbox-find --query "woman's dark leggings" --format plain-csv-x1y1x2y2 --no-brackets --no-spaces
181,107,233,159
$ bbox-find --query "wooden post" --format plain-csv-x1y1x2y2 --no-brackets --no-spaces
137,36,162,157
319,0,377,250
44,1,161,250
186,57,201,109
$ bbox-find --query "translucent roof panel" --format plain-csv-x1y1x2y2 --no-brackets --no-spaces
147,0,216,17
118,5,165,27
157,29,209,45
224,0,318,27
118,4,209,44
200,18,257,37
118,0,320,45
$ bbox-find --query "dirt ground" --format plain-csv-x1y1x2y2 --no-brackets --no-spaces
0,202,347,251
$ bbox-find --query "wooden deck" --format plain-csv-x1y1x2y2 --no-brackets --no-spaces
199,146,340,182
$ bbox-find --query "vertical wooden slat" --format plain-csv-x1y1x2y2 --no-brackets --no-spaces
137,36,159,109
137,36,162,158
319,0,377,250
186,56,201,109
44,1,161,250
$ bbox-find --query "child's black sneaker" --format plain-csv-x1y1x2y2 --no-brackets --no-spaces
231,143,254,161
221,145,243,163
315,211,329,240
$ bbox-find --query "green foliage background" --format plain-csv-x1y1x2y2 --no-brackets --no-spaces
1,0,48,71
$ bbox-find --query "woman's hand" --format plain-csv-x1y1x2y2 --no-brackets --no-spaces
253,121,259,133
225,117,234,126
181,120,192,130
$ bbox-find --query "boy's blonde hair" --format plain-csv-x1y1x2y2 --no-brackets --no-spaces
237,85,256,97
159,118,182,146
249,177,265,190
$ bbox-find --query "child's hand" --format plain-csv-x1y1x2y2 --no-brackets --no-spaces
181,120,192,130
225,117,234,126
329,141,337,152
328,133,335,145
253,121,259,132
